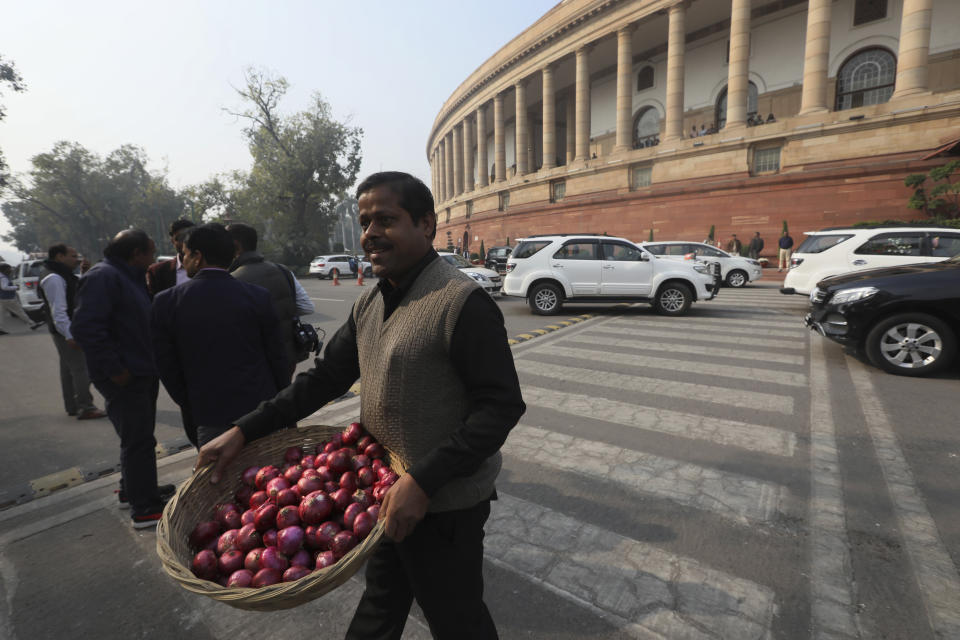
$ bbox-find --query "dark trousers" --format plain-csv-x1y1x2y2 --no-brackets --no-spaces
93,376,162,516
181,406,198,449
51,332,95,415
345,499,497,640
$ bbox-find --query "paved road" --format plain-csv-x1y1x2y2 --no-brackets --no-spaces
1,282,958,639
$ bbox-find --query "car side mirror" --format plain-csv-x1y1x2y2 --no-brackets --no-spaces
639,252,650,261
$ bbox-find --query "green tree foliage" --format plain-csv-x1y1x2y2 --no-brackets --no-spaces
782,220,789,235
648,228,654,242
479,239,485,260
1,142,188,259
0,55,27,187
906,160,960,218
707,224,715,241
226,68,362,265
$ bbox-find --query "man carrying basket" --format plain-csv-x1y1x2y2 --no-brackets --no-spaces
196,171,526,639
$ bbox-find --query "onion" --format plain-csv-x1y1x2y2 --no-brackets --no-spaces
372,483,389,502
283,565,312,582
339,471,358,493
299,454,316,469
276,506,301,530
276,488,299,508
213,502,239,519
315,521,341,551
301,468,320,480
244,547,266,572
297,476,324,496
342,422,364,446
241,466,260,487
260,547,289,572
352,454,371,471
218,549,244,575
316,452,328,467
353,512,375,540
216,529,241,555
265,477,290,501
191,549,219,581
262,529,278,548
240,509,256,526
277,526,305,556
315,550,336,570
323,481,339,495
284,446,304,464
227,569,254,588
290,549,313,568
364,443,385,459
352,489,373,510
219,509,242,531
236,523,262,553
189,521,221,550
249,491,269,510
376,466,392,481
252,568,282,588
299,492,333,525
283,464,304,484
366,504,380,521
331,488,352,512
357,467,376,489
356,435,374,453
327,450,351,475
315,466,334,483
343,503,364,530
331,531,358,559
255,465,279,490
371,459,384,472
234,485,254,507
254,503,279,532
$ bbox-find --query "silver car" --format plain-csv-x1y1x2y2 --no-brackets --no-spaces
438,252,502,295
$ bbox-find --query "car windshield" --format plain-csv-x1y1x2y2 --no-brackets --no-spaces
442,254,472,268
795,234,853,253
24,262,46,278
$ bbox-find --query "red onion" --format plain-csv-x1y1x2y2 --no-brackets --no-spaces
343,503,364,530
366,504,380,521
339,471,358,493
353,512,374,540
364,443,385,459
284,446,303,464
371,459,384,472
356,435,374,453
227,569,254,588
219,509,242,531
283,464,304,484
315,521,341,551
244,548,266,572
299,492,333,525
323,481,339,495
262,528,278,548
352,454,371,471
191,549,219,581
290,549,313,568
255,465,279,490
254,503,279,532
218,549,244,575
236,523,262,553
343,422,364,446
283,565,312,582
265,477,290,501
240,509,256,526
260,547,289,572
315,550,336,569
252,568,282,587
216,529,241,555
316,452,329,466
327,450,351,475
376,466,392,481
276,488,299,508
249,491,269,510
357,467,376,488
276,506,300,530
234,485,254,507
331,488,352,512
301,468,320,480
300,454,316,469
331,531,358,559
189,521,221,550
297,476,324,496
241,466,260,487
276,525,305,556
352,489,373,510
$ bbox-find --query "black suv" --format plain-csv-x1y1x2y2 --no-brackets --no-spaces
484,246,512,273
805,254,960,376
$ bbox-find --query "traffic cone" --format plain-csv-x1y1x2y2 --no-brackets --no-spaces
332,270,340,286
357,270,365,286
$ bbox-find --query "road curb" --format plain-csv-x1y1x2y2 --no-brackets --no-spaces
508,314,595,345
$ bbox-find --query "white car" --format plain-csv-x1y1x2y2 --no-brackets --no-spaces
308,254,371,279
438,252,502,295
12,258,47,316
640,241,762,288
502,234,718,315
782,226,960,296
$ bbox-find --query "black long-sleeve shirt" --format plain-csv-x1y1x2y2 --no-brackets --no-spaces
235,250,526,498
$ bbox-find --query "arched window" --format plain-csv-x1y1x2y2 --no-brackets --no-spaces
636,66,654,92
835,48,896,111
715,82,758,129
633,107,660,149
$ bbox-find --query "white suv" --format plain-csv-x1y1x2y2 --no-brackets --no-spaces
502,234,718,316
13,258,47,317
782,226,960,296
641,241,762,287
308,254,372,279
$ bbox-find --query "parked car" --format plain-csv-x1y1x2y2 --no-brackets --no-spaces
12,258,47,318
782,226,960,295
438,252,502,295
641,241,762,287
502,234,718,316
308,254,372,279
804,254,960,376
484,246,512,273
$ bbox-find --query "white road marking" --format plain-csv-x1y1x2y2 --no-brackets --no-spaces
607,318,805,339
310,297,346,302
486,493,777,639
515,359,794,414
848,359,960,639
538,344,807,385
505,425,789,523
807,338,860,639
585,326,803,351
614,315,803,330
521,386,796,457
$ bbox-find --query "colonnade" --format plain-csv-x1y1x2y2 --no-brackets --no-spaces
429,0,938,204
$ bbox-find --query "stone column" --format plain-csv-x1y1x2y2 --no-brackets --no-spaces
664,3,687,140
430,150,437,199
438,142,446,202
565,97,575,164
528,124,536,172
476,105,489,187
725,0,751,128
892,0,934,99
575,46,591,160
515,81,529,176
453,125,464,196
445,132,455,200
494,93,506,182
799,0,832,114
542,66,557,169
615,26,634,151
463,117,475,192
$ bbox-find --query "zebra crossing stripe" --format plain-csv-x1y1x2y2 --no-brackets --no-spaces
515,359,794,414
540,344,807,386
585,325,803,351
605,318,805,338
847,360,960,638
504,425,789,523
522,386,796,457
562,333,807,367
486,493,777,639
807,338,859,639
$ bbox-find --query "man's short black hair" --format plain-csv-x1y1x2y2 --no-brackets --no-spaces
169,219,195,238
355,172,436,240
185,223,235,268
226,223,258,253
48,244,69,261
104,230,152,261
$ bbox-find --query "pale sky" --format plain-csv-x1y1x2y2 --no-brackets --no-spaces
0,0,557,263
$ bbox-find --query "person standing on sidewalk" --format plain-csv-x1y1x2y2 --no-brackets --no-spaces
198,172,525,639
72,230,172,528
778,230,794,272
146,219,195,298
726,234,742,256
747,232,764,260
0,263,44,334
38,245,106,420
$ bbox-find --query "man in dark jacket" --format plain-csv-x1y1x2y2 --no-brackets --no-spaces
747,232,764,260
152,224,289,446
778,230,795,272
226,223,314,383
146,219,195,298
72,229,171,529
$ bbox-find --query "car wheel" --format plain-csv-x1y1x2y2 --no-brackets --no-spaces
726,269,747,288
528,283,563,315
653,282,693,316
865,313,957,377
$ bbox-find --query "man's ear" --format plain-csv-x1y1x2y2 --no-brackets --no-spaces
423,211,437,239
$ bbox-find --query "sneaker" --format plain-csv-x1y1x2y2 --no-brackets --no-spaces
131,511,164,529
77,408,107,420
118,483,176,510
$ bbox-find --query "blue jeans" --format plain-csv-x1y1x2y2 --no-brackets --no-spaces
93,376,162,516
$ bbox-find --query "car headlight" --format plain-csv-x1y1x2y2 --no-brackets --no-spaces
692,263,710,274
747,260,760,266
468,272,490,283
829,286,878,305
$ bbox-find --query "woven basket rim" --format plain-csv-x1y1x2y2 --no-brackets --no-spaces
156,423,399,611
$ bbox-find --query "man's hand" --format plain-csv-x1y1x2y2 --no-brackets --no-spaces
110,369,131,386
66,339,82,351
378,473,429,542
195,426,246,484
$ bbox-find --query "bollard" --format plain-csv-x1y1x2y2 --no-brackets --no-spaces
357,270,365,286
332,270,340,286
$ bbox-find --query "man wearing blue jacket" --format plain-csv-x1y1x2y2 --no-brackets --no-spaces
72,229,171,529
152,224,289,447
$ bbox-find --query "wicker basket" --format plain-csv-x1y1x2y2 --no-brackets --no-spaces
157,423,403,611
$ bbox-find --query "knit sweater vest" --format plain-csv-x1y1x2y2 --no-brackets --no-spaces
353,256,499,513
